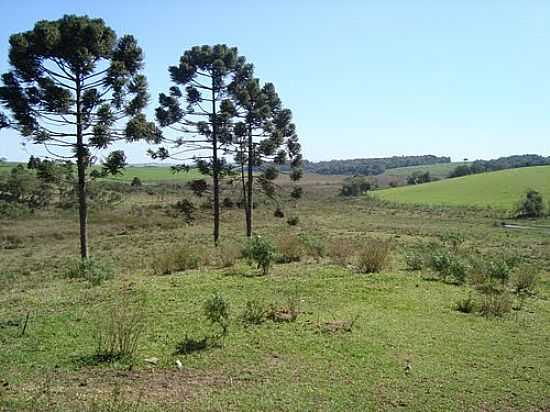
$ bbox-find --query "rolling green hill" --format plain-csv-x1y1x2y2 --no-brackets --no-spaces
382,161,470,179
374,165,550,210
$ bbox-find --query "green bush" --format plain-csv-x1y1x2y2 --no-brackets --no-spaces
287,216,300,226
65,257,114,286
516,189,546,218
430,249,468,283
242,235,277,275
454,294,475,313
356,238,392,274
152,248,202,275
405,251,425,271
512,266,539,294
486,258,512,285
94,296,146,362
204,292,230,340
240,299,267,325
479,292,512,317
298,233,326,260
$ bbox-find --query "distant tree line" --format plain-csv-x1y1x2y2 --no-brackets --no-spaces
299,155,450,176
449,155,550,179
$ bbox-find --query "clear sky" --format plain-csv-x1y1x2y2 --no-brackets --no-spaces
1,0,549,163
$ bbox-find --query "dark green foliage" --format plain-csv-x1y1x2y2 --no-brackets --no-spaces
242,235,276,275
188,179,208,197
287,216,300,226
130,176,142,187
172,199,195,223
0,15,158,258
302,155,451,176
341,176,371,196
204,292,230,339
154,44,250,244
64,257,114,286
516,190,546,218
407,171,431,185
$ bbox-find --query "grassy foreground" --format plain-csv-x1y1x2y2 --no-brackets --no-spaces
1,179,550,411
375,165,550,210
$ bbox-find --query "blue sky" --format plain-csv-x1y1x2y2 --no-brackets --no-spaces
1,0,549,162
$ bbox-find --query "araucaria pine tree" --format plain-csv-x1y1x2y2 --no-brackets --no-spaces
154,44,251,245
0,15,159,258
230,78,303,237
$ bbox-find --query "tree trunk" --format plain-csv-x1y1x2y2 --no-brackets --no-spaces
211,78,220,245
245,125,254,237
75,74,89,259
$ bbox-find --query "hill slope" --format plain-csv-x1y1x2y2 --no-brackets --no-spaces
374,165,550,209
381,162,470,179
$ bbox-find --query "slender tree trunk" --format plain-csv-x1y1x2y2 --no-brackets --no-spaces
211,78,220,245
75,74,89,259
245,125,254,237
239,141,248,231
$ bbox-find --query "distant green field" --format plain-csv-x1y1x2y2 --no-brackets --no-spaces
382,162,470,179
104,165,202,183
375,165,550,210
0,163,202,183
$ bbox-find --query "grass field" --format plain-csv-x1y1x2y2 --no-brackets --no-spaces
375,165,550,210
1,174,549,411
0,163,202,183
382,162,470,179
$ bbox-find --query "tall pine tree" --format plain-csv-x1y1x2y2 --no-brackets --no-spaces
153,44,251,245
0,15,159,258
230,78,303,237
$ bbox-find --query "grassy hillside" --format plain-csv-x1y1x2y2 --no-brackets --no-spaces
375,165,550,210
382,161,470,179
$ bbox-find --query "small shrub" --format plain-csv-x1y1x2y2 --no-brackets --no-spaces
479,292,512,317
455,294,475,313
242,235,277,275
273,207,285,218
65,257,114,286
240,299,267,325
298,233,326,261
405,251,425,271
516,189,546,218
287,216,300,226
356,238,392,274
152,248,202,275
276,234,305,263
512,266,539,295
448,258,469,284
267,296,300,322
430,249,468,283
439,232,465,252
222,197,234,208
204,292,230,340
328,238,356,266
214,241,241,268
130,177,142,188
94,296,146,362
486,258,512,285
